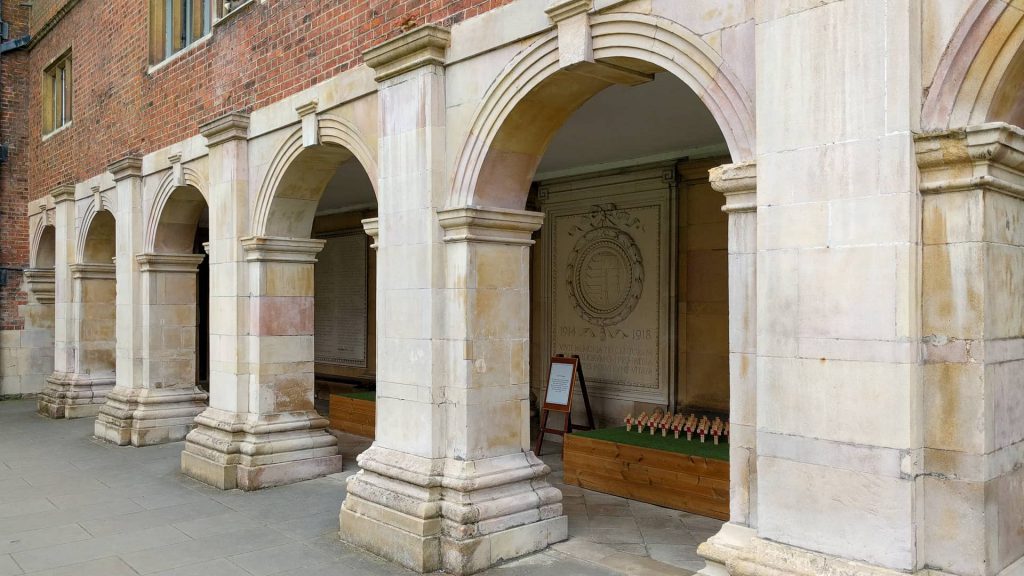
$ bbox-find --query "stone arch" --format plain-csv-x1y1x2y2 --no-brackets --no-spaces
923,0,1024,129
80,207,116,264
31,224,56,268
147,169,208,254
253,117,378,238
450,12,754,209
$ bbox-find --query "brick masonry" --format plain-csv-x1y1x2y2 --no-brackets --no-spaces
3,0,515,331
1,0,30,331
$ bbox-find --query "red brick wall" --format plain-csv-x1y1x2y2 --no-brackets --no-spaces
1,0,31,330
28,0,515,198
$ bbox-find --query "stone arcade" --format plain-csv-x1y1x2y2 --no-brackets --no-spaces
5,0,1024,575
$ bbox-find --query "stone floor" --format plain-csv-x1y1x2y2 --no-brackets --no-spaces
0,399,719,576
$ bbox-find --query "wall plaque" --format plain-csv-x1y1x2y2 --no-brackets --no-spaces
539,165,675,405
314,231,368,367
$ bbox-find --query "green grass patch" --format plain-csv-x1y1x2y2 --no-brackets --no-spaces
335,391,376,402
575,426,730,461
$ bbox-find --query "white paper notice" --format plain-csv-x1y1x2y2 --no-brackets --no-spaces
545,362,575,406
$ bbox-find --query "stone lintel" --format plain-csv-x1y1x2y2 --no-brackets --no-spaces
437,206,544,246
49,183,77,204
710,161,757,214
240,236,326,263
916,122,1024,198
108,156,143,182
363,25,451,83
69,262,116,280
199,112,251,147
361,217,380,249
136,253,205,273
544,0,592,23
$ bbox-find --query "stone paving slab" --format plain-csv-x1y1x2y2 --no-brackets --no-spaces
0,399,717,575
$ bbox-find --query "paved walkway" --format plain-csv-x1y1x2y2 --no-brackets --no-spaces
0,399,717,576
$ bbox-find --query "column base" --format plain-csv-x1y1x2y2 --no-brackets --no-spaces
180,407,342,490
339,446,567,575
714,536,957,576
696,523,755,576
94,387,208,446
37,373,114,419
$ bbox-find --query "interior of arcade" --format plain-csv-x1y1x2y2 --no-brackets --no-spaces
324,68,735,527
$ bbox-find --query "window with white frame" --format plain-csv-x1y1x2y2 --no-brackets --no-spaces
42,51,72,135
150,0,211,63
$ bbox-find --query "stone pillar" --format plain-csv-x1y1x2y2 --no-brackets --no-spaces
182,115,342,490
44,262,118,417
915,124,1024,576
38,184,100,418
739,2,923,574
697,162,757,575
95,253,208,445
21,268,56,393
339,27,566,576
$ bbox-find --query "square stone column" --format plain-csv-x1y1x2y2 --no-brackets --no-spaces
181,115,341,490
340,26,564,575
38,185,81,418
95,253,208,446
21,268,56,393
697,162,758,575
180,235,341,489
341,207,565,576
39,262,118,417
915,124,1024,576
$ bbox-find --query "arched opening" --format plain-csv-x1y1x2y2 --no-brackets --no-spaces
259,140,378,434
155,184,210,390
77,209,117,393
95,184,213,446
462,56,742,570
33,225,56,268
23,224,57,394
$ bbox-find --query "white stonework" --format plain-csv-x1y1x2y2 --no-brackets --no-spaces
17,0,1024,575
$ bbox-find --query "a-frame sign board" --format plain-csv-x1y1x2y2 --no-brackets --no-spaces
534,354,595,456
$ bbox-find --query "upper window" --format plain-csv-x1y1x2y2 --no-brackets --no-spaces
150,0,212,63
42,51,72,135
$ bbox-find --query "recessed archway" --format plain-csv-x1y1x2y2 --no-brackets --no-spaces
923,0,1024,129
435,14,755,573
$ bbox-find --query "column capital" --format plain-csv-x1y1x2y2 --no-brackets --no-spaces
136,253,205,273
70,262,116,280
240,236,325,263
361,217,380,249
916,122,1024,198
49,183,76,204
200,112,251,147
108,156,143,182
437,206,544,246
363,25,450,82
710,161,757,214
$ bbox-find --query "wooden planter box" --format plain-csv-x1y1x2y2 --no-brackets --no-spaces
329,393,375,438
563,432,729,520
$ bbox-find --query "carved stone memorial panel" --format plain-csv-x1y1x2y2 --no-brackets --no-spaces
539,165,674,404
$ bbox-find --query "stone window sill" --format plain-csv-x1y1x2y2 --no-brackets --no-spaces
213,0,257,28
42,121,72,142
148,34,212,75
